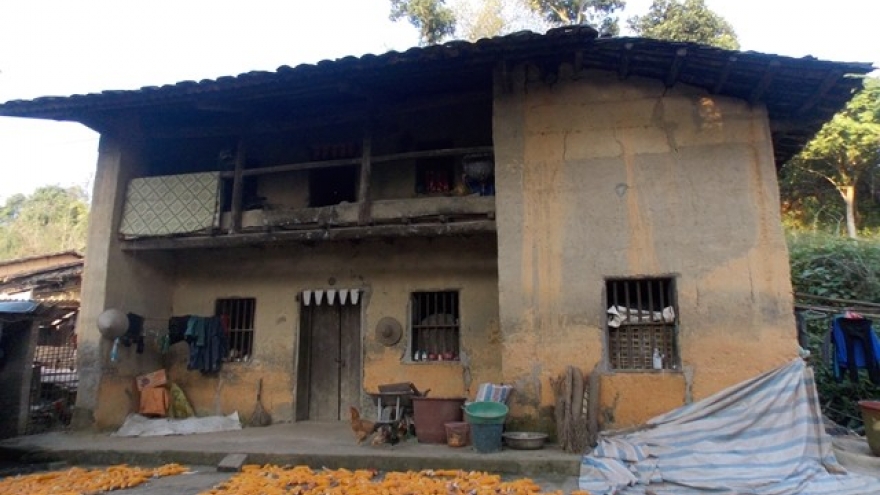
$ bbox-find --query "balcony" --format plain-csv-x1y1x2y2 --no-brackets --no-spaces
118,146,496,251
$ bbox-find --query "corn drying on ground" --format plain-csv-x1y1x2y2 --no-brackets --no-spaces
0,463,188,495
201,465,591,495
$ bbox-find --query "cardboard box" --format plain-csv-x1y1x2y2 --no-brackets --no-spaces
136,369,167,391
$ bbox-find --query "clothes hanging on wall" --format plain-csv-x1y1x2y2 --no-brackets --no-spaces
122,312,145,354
184,316,228,373
830,315,880,385
167,315,190,346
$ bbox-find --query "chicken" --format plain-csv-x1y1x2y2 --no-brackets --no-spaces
349,406,376,445
370,422,401,446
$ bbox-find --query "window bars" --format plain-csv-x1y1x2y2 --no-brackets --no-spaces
215,298,256,361
606,278,678,370
411,291,460,361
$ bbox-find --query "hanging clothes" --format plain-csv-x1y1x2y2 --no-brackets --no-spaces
123,312,145,354
830,315,880,385
184,316,228,373
167,315,190,346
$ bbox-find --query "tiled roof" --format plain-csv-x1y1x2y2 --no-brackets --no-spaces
0,26,873,165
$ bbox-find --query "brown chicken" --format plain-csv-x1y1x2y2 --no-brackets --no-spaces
349,406,376,444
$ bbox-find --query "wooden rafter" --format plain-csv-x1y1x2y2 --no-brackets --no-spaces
618,42,634,80
749,61,781,105
797,70,843,115
712,56,737,94
664,48,688,88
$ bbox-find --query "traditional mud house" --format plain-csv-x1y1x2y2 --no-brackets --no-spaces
0,27,872,433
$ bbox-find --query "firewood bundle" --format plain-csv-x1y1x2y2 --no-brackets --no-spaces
551,365,591,453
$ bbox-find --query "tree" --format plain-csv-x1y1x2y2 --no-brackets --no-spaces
628,0,739,50
783,79,880,239
0,185,90,260
455,0,549,41
390,0,457,45
528,0,626,35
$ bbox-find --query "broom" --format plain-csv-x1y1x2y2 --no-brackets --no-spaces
250,378,272,427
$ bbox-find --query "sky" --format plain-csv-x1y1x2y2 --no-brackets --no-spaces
0,0,877,203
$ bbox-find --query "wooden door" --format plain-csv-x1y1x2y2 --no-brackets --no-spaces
296,302,361,421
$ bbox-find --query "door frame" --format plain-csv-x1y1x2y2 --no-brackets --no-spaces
295,292,365,421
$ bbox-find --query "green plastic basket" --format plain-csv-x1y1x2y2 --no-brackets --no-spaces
464,401,509,424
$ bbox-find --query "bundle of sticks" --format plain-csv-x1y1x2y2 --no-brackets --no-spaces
551,365,593,453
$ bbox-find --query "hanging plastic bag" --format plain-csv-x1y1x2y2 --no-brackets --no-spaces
110,337,120,362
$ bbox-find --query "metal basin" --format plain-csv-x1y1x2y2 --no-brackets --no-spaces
502,431,548,450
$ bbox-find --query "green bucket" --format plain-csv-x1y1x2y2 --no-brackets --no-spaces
464,401,509,425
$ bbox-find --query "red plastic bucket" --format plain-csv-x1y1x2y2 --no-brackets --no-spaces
412,397,465,444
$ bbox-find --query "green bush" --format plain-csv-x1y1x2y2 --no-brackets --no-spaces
788,232,880,429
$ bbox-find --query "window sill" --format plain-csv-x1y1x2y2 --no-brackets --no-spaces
405,360,461,365
609,368,683,374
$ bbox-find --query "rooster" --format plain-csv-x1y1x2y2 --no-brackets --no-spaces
349,407,377,445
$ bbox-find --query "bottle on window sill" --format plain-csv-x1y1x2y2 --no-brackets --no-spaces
652,348,663,370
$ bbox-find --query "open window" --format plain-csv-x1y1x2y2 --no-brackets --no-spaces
309,166,358,207
410,291,460,361
215,297,256,361
606,277,678,370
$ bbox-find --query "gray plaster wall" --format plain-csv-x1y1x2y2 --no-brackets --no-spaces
74,134,176,429
492,67,796,423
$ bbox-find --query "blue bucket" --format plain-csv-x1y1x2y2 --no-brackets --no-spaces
471,423,504,453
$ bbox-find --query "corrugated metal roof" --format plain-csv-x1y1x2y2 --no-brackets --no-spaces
0,300,42,314
0,26,874,164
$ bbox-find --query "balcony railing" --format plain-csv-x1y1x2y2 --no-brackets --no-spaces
118,144,496,250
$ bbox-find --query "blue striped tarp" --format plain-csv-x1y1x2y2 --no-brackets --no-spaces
579,359,880,494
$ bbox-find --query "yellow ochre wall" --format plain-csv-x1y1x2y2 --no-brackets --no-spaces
492,67,796,430
164,238,499,423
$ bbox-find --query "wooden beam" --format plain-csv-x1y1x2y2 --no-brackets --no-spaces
797,70,842,115
749,61,781,105
219,146,494,178
228,138,246,234
618,42,633,80
711,56,737,94
573,50,584,79
664,48,688,88
120,220,498,251
358,133,372,225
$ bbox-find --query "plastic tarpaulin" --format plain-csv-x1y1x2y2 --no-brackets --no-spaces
580,359,880,495
113,412,241,437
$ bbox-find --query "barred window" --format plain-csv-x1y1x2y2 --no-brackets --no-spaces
606,278,678,371
215,298,255,361
411,291,460,361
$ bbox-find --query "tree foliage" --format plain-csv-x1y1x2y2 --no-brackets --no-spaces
390,0,623,45
390,0,457,45
527,0,625,35
781,78,880,238
788,233,880,429
628,0,739,50
0,185,89,261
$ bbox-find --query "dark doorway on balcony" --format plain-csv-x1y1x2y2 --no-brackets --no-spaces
309,166,358,207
